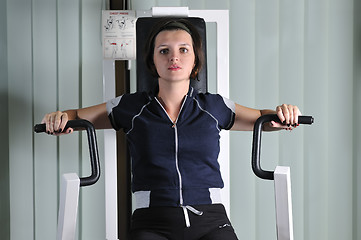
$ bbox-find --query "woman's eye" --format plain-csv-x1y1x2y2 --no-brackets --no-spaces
180,48,188,53
160,49,169,54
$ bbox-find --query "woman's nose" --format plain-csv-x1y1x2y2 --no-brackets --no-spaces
170,56,179,62
169,51,179,62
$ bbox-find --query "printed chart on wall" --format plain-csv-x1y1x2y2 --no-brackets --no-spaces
102,10,136,60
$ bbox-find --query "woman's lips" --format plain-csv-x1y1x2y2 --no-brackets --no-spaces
168,65,181,70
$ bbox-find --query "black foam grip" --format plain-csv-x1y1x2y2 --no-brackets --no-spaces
34,119,100,187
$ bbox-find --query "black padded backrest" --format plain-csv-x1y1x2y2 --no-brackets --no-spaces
136,17,207,93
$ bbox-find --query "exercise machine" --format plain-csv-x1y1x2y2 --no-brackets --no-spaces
252,114,314,240
34,8,229,240
34,120,101,240
33,7,313,240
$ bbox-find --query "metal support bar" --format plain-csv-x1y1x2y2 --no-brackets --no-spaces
57,173,80,240
274,166,294,240
103,59,120,240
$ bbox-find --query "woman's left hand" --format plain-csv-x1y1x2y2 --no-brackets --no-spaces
271,104,302,130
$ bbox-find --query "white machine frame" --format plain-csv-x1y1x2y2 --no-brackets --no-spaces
57,173,80,240
103,7,229,240
274,166,294,240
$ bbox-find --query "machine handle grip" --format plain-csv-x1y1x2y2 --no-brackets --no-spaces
252,114,314,180
34,119,100,187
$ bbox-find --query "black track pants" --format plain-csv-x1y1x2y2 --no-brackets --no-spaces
130,204,238,240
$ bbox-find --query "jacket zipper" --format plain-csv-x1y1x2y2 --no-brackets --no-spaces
155,96,203,227
173,124,183,204
155,96,187,206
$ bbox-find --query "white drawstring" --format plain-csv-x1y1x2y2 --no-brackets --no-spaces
182,206,191,227
186,205,203,216
182,205,203,228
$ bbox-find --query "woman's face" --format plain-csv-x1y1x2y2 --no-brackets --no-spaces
153,30,195,83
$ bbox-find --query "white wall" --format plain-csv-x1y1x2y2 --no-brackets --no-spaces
2,0,360,239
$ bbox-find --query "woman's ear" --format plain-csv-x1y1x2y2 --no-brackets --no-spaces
191,67,199,80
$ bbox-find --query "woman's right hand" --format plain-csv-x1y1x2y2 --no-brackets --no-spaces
41,111,73,135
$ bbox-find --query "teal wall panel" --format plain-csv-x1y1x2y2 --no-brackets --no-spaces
79,1,105,239
57,1,82,239
8,0,35,239
0,0,10,239
278,1,305,238
32,0,59,239
228,1,257,239
304,0,329,238
354,1,361,239
327,0,354,238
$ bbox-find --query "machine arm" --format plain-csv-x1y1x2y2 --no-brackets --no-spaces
34,119,100,187
252,114,314,180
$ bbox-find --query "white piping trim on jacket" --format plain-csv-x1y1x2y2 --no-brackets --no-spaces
193,98,221,132
126,102,151,135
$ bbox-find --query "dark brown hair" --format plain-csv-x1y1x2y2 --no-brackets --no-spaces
144,19,204,80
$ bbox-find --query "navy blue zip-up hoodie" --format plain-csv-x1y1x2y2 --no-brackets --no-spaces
106,87,235,208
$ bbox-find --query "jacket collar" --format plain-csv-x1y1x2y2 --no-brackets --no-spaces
148,84,194,100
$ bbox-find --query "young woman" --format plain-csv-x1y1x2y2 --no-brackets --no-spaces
42,19,301,240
